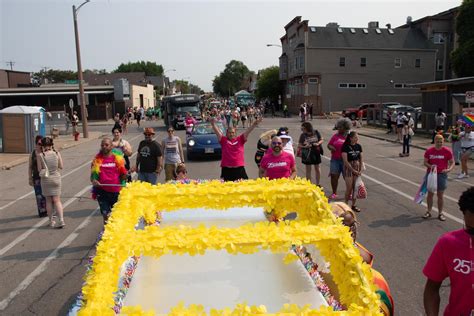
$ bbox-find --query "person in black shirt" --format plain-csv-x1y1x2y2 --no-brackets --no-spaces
134,127,162,184
341,131,364,212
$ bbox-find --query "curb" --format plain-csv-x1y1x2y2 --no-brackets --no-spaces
357,132,429,151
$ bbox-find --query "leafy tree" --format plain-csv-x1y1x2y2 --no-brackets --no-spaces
256,66,280,101
212,60,251,97
452,0,474,77
114,61,163,76
32,69,77,84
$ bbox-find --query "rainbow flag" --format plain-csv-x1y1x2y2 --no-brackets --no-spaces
461,114,474,126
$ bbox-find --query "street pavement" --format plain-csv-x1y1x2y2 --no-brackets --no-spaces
0,116,470,315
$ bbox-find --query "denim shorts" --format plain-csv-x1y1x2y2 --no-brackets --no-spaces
138,172,158,184
330,159,344,175
425,172,448,192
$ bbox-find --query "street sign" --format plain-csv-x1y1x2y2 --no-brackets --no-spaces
466,91,474,103
69,99,74,109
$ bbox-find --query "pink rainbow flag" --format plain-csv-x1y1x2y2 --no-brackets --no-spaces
461,114,474,126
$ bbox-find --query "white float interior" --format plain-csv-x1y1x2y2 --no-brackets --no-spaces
122,207,329,314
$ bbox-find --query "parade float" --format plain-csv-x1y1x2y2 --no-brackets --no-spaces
70,178,383,315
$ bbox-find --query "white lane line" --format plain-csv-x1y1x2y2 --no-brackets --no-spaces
376,154,472,187
321,156,464,224
0,185,91,257
0,207,99,311
0,134,142,211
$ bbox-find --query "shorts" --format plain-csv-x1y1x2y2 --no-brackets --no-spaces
330,159,344,175
221,166,248,182
164,163,178,181
462,146,474,155
96,188,120,218
425,172,448,192
138,172,158,185
397,124,404,129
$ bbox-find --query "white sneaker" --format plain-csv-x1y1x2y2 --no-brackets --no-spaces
457,173,467,179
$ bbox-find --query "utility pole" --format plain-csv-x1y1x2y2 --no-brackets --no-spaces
5,61,15,70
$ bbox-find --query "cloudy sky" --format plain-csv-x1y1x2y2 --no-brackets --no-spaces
0,0,462,91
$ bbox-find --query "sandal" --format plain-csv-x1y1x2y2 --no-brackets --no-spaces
422,212,432,219
352,206,361,212
438,213,446,221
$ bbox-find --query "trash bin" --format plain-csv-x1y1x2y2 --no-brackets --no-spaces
0,105,45,153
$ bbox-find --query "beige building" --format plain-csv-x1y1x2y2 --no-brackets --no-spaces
131,84,155,109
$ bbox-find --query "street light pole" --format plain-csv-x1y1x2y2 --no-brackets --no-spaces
73,0,90,138
266,43,282,48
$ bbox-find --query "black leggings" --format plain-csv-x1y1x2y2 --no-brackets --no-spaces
403,135,411,154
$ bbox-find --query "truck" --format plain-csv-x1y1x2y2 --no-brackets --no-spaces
162,94,202,129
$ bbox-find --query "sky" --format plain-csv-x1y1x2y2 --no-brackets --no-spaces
0,0,462,91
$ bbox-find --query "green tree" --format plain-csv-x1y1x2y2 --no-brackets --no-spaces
452,0,474,77
212,60,250,97
256,66,280,101
114,61,163,76
173,80,190,94
32,69,77,84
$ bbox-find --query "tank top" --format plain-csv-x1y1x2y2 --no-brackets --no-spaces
163,136,182,164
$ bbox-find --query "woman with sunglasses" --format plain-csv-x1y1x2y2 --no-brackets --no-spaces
341,131,363,212
28,135,47,217
162,127,184,181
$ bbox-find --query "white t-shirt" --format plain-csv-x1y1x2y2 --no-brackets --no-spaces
460,131,474,148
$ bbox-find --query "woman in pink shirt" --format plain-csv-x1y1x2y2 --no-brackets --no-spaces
422,134,454,221
327,118,351,200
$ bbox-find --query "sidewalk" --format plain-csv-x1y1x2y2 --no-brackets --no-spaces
357,124,433,151
0,131,106,170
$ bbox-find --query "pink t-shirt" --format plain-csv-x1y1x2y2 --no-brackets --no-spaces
260,151,295,180
424,146,453,172
98,155,122,193
328,133,346,160
423,229,474,316
220,134,246,167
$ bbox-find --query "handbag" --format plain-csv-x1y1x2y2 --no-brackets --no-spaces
354,176,367,199
414,176,428,204
426,166,437,193
38,153,50,178
301,147,312,164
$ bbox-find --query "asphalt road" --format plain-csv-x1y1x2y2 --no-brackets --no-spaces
0,116,470,315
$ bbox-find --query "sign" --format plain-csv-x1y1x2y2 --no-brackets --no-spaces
65,80,79,84
466,91,474,103
69,99,74,109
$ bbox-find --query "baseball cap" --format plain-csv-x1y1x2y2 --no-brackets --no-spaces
280,134,291,140
143,127,155,135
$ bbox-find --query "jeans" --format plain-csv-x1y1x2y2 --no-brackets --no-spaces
138,172,158,184
403,135,411,154
96,189,119,218
452,141,461,164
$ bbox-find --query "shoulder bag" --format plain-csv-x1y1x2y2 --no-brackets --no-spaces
39,153,50,178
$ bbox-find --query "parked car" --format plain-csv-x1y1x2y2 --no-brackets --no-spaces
342,103,381,120
382,105,419,122
186,121,224,160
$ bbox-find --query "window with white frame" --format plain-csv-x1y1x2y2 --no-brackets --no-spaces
394,58,402,68
433,33,445,44
339,57,346,67
360,57,367,67
437,59,444,71
299,56,304,69
393,83,416,89
338,82,366,89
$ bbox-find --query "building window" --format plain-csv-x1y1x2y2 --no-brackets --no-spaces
338,83,348,88
437,59,444,71
433,33,445,44
360,57,367,67
357,83,366,88
308,78,318,84
338,82,366,89
394,83,404,88
295,57,298,70
394,58,402,68
339,57,345,67
415,58,421,68
299,56,304,69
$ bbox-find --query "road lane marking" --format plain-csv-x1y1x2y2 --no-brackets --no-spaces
376,154,472,187
0,185,91,257
0,207,99,311
321,156,464,224
0,134,142,211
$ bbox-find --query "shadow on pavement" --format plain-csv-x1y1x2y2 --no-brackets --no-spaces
368,213,425,228
0,245,92,261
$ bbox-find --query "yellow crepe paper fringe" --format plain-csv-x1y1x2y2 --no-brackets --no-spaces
77,179,381,315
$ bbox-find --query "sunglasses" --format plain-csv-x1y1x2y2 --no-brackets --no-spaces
168,130,174,132
272,142,282,146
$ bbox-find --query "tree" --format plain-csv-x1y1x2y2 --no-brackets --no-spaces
114,61,163,76
451,0,474,77
256,66,280,102
32,69,77,84
212,60,251,97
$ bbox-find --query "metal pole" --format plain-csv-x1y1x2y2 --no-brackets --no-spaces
73,5,89,138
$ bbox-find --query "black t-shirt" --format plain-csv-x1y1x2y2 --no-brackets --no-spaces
342,143,362,161
298,130,321,147
137,140,162,172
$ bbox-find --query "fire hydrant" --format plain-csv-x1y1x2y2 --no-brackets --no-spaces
74,132,80,141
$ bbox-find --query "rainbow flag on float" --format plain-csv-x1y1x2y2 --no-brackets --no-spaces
461,113,474,126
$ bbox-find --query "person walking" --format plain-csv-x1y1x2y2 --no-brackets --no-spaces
399,119,413,157
71,111,79,135
91,138,128,224
210,116,262,181
36,137,65,228
448,120,463,166
298,122,323,185
423,187,474,315
28,135,47,217
283,104,288,118
431,108,446,144
134,127,163,184
395,112,407,143
386,109,393,134
327,118,351,200
341,131,364,212
112,127,133,181
259,136,296,180
458,124,474,179
161,127,184,181
422,134,454,221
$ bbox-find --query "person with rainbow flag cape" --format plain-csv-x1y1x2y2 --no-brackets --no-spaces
91,138,128,224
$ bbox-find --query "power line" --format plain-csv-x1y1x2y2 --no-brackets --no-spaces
5,61,15,70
